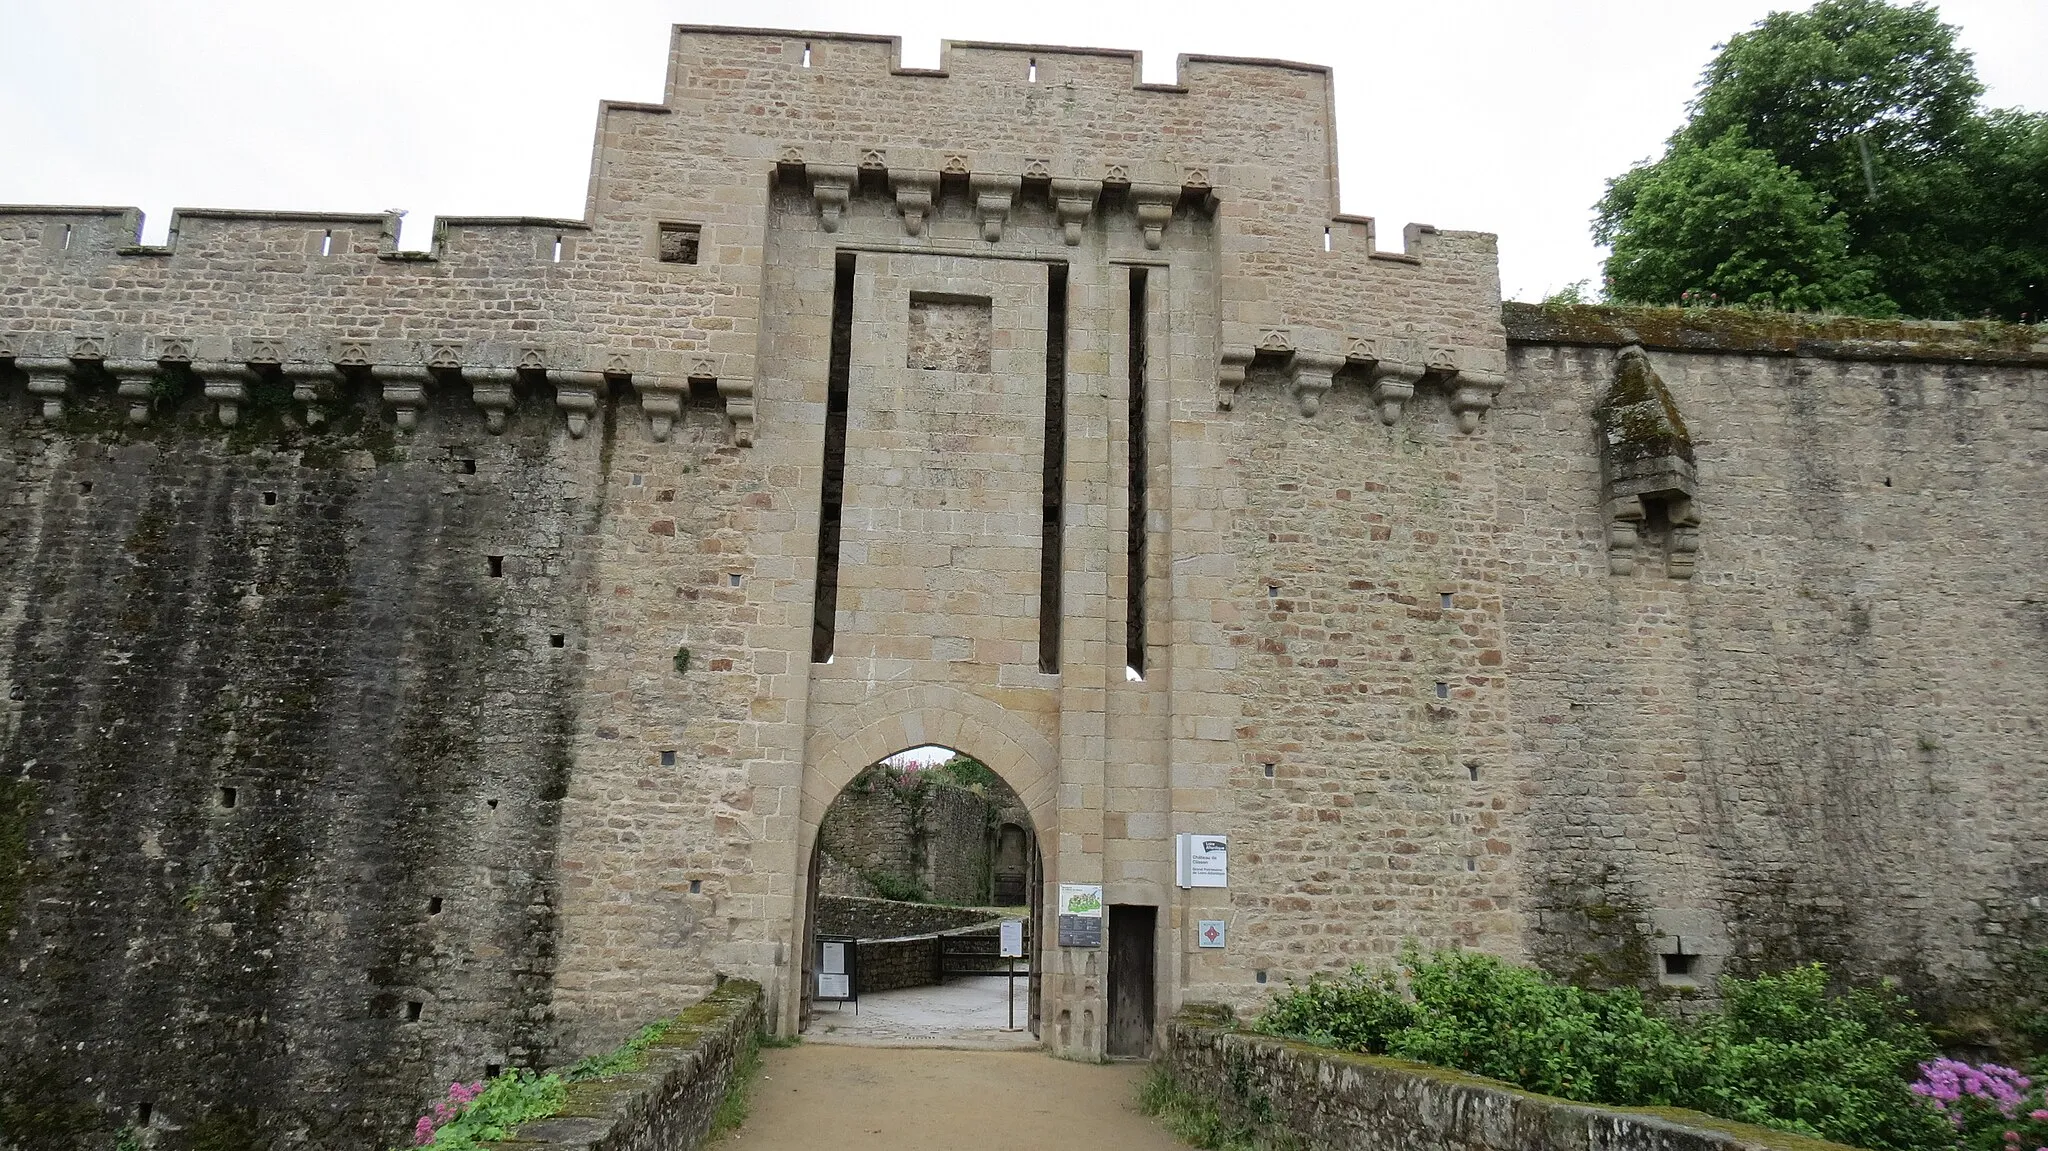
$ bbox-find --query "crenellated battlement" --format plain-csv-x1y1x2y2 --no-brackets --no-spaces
0,204,591,265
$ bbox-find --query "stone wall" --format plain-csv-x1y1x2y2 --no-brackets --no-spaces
505,980,762,1151
855,935,942,994
1497,305,2048,1022
4,18,2047,1143
1160,1004,1852,1151
0,390,593,1150
814,894,996,940
812,770,1014,906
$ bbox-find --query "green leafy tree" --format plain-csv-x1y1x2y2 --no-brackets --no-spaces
1597,0,2047,320
1598,129,1891,313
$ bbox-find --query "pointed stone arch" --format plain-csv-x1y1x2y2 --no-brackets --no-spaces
798,683,1058,854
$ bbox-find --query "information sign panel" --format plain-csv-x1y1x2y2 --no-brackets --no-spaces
1056,884,1103,948
1176,833,1230,888
815,933,858,1004
1000,918,1025,958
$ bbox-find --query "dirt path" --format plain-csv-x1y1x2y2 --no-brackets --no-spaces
718,1044,1188,1151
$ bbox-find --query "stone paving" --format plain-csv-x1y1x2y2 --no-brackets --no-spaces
804,976,1039,1050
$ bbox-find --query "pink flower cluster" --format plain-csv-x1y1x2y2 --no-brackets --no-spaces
1911,1058,2048,1150
411,1081,485,1146
1914,1059,2031,1119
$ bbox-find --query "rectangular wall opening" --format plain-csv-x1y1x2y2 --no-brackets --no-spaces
1125,267,1150,678
1039,263,1068,673
811,253,856,663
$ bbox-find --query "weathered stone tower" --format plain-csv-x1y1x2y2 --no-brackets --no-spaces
3,24,2044,1151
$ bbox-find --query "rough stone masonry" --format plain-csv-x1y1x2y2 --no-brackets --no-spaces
1,24,2044,1151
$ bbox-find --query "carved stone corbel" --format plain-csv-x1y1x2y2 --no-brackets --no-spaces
637,375,683,443
1450,369,1506,435
891,171,938,237
107,360,160,425
716,374,755,448
970,174,1020,242
1598,346,1699,579
197,363,256,427
1288,352,1344,418
810,165,856,233
1217,348,1253,411
380,366,431,433
21,359,72,420
287,364,342,428
1368,362,1423,427
1050,178,1100,246
1132,184,1177,250
468,368,517,435
550,370,605,439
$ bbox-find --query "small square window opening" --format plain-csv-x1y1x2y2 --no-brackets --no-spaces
660,750,677,767
658,223,701,265
1435,682,1449,699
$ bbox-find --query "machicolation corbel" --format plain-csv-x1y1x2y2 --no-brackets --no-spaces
1050,178,1100,246
1289,352,1344,417
1132,184,1177,250
551,370,606,439
810,165,856,233
199,362,256,427
380,366,431,433
970,174,1019,242
891,170,938,236
468,368,518,435
1597,345,1699,578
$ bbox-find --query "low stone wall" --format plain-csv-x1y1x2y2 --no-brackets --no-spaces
502,980,762,1151
1161,1004,1854,1151
858,935,941,993
816,894,996,939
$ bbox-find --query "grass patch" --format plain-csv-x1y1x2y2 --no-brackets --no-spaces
1137,1066,1260,1151
707,1034,797,1142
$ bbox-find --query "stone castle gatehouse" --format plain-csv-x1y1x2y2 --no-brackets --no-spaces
2,25,2044,1150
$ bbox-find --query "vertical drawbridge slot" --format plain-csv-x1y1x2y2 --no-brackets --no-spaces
811,253,856,664
1039,264,1068,673
1126,267,1149,678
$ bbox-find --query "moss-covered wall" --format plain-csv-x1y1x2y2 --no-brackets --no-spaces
1499,313,2048,1045
0,384,602,1150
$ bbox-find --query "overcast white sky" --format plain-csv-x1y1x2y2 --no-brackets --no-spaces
2,0,2042,301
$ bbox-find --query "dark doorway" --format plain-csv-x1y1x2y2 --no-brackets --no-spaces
1106,904,1157,1058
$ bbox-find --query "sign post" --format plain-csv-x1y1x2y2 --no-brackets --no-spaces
999,918,1025,1031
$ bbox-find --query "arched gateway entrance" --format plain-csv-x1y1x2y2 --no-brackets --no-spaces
797,746,1044,1042
789,689,1063,1043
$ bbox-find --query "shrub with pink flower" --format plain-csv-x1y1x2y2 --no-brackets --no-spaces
1911,1058,2048,1151
412,1081,484,1146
